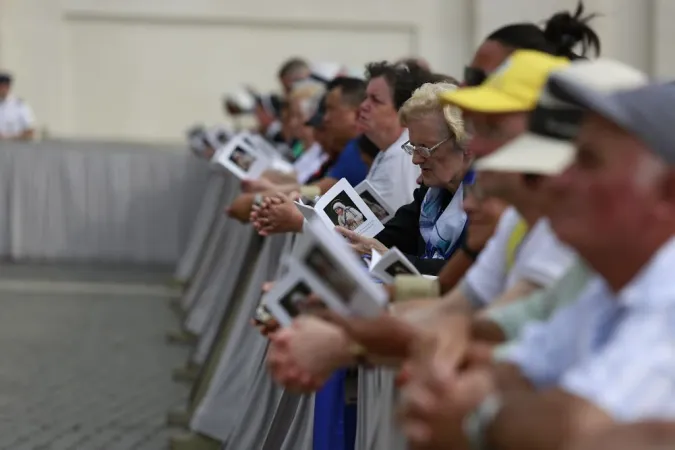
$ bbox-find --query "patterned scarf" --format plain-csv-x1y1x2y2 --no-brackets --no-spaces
419,184,467,260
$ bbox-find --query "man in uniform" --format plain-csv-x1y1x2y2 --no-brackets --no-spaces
0,72,35,141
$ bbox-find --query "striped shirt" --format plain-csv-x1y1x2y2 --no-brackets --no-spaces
504,236,675,421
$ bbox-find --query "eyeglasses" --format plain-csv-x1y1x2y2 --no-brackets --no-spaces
463,66,488,87
402,138,449,158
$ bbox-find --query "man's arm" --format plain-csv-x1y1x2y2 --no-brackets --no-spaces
487,388,613,450
228,193,257,222
483,279,541,311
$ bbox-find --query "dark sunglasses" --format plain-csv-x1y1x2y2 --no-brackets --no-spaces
463,66,487,87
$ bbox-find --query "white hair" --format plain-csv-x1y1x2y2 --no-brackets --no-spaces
398,82,465,143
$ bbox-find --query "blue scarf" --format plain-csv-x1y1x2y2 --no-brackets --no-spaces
419,184,467,260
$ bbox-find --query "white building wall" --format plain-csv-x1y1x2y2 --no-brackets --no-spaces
0,0,669,142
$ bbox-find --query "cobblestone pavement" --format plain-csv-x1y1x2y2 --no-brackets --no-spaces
0,265,190,450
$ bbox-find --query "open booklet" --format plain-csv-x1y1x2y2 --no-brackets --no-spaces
293,178,385,238
264,218,388,327
211,131,294,180
368,247,420,284
354,180,396,224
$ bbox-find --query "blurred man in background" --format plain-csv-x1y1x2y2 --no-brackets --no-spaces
277,57,311,95
0,72,35,141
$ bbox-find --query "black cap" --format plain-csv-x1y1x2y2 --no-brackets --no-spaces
0,73,12,84
304,95,326,128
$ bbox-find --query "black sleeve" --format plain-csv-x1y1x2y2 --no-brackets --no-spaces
375,187,427,255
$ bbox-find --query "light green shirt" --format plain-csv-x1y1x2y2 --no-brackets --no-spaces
489,258,593,361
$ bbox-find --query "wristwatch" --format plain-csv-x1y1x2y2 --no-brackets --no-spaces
463,393,502,450
348,342,372,368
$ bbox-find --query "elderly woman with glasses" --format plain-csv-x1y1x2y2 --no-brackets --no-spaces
338,82,472,275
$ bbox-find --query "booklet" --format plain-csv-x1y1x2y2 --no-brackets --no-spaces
264,219,388,326
368,247,420,284
355,180,396,224
211,133,271,180
293,200,319,222
241,132,296,175
311,178,385,238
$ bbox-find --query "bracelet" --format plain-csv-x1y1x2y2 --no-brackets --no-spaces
461,242,481,261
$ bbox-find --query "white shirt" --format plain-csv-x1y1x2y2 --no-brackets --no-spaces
504,236,675,421
293,143,328,184
0,94,35,138
366,129,420,210
462,207,576,307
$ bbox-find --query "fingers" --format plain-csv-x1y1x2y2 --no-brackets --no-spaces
335,226,359,242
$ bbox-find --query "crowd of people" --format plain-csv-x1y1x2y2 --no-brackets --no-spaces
183,2,675,448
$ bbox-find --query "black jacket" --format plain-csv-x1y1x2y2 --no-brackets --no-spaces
375,186,466,276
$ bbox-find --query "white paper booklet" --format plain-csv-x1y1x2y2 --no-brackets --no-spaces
355,180,396,224
241,132,296,174
311,178,385,238
211,133,271,180
368,247,420,284
294,200,319,222
264,219,388,327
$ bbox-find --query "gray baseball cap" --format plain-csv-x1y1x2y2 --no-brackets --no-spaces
548,76,675,166
475,59,649,175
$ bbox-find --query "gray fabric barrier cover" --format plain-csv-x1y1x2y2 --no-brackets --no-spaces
189,225,256,365
0,140,210,264
180,210,235,312
174,172,232,283
184,221,253,337
225,234,314,450
357,368,408,450
191,234,288,442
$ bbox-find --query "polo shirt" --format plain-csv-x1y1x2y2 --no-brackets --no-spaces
504,237,675,421
0,95,34,138
461,207,576,308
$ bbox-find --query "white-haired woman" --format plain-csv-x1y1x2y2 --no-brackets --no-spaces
339,81,471,275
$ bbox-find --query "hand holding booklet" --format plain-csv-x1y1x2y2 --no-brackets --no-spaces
368,247,420,284
264,219,388,327
293,178,386,238
211,131,293,180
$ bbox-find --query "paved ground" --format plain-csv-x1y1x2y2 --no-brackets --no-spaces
0,264,190,450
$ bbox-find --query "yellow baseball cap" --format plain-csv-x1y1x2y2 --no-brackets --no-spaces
440,50,570,113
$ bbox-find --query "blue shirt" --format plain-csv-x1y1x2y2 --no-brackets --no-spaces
504,236,675,422
327,139,369,187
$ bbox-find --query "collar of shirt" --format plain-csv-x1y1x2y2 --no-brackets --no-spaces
613,236,675,308
368,129,409,177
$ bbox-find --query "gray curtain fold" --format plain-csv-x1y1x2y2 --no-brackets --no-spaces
180,211,234,312
356,368,408,450
189,226,256,366
190,234,287,442
184,222,253,337
174,172,232,283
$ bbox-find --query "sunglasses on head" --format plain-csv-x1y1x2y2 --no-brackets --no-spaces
463,66,487,87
